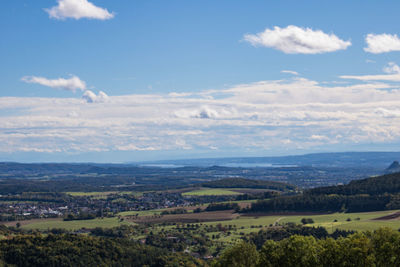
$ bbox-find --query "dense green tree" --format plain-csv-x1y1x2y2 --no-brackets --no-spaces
214,228,400,267
370,228,400,267
213,241,259,267
258,240,283,267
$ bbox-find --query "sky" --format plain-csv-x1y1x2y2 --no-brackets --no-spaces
1,0,400,162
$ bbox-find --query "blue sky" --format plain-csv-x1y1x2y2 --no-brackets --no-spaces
1,0,400,162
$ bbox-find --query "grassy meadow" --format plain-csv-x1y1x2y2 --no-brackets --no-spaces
182,188,243,196
66,191,141,198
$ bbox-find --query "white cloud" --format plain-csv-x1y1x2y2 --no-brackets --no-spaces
310,135,329,141
45,0,114,20
383,62,400,74
281,70,299,75
340,63,400,82
243,25,351,54
82,90,109,103
364,33,400,54
340,74,400,82
21,75,87,92
5,72,400,154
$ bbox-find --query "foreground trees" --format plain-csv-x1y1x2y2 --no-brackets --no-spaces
213,228,400,267
0,234,204,267
1,227,400,266
214,241,259,267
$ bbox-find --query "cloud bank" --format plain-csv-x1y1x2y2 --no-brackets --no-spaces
21,75,87,92
364,33,400,54
5,69,400,155
244,25,351,54
45,0,114,20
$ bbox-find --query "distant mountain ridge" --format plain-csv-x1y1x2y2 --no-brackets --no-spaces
140,151,400,168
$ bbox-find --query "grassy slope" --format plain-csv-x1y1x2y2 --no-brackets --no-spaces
201,210,400,233
187,210,400,244
280,210,400,231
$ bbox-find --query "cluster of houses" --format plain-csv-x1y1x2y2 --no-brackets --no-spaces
0,191,196,222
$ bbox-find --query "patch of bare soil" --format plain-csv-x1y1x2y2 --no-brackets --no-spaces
372,211,400,221
241,212,330,217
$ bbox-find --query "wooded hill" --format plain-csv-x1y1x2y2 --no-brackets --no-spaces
309,171,400,196
201,178,296,191
248,172,400,213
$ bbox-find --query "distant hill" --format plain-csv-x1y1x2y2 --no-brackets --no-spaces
201,178,296,191
386,161,400,174
309,172,400,196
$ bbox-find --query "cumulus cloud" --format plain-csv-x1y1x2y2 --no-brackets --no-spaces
82,90,109,103
174,106,236,119
243,25,351,54
383,62,400,74
364,33,400,54
45,0,114,20
21,75,86,92
281,70,299,75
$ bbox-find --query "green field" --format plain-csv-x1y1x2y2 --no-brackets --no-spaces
182,188,242,196
200,210,400,234
65,191,142,199
21,217,135,231
66,191,116,196
118,209,167,216
279,210,400,231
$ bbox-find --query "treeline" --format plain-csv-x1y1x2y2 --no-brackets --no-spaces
0,233,204,267
201,178,296,191
63,212,97,221
214,228,400,267
161,208,188,215
248,194,393,213
205,203,240,212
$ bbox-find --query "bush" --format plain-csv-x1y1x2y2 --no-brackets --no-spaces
301,218,314,224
